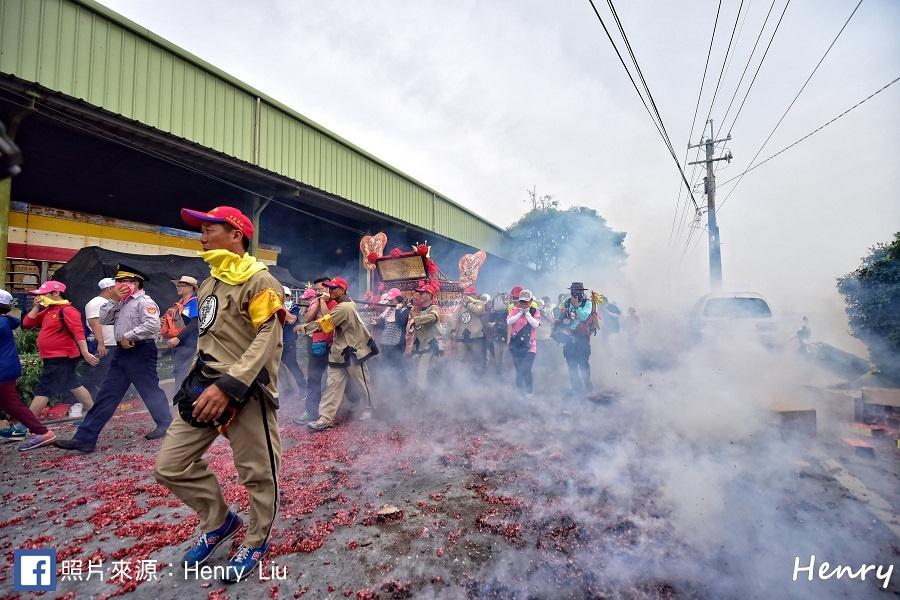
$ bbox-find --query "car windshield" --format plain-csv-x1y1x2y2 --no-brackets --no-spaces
703,297,772,319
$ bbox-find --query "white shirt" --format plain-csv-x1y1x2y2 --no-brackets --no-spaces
85,295,116,347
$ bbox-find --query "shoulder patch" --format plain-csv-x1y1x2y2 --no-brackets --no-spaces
145,306,158,315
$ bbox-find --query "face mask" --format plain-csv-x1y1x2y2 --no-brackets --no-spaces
118,282,136,297
284,300,293,310
38,294,53,307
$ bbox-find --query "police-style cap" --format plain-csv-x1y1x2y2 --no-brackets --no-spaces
115,264,149,282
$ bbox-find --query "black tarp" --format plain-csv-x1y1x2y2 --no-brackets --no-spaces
51,247,303,313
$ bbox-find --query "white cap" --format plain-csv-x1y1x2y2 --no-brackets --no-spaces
0,290,12,305
283,286,291,296
517,289,534,302
480,293,491,303
98,278,116,289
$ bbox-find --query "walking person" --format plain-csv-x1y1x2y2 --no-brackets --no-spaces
555,282,594,394
292,276,335,424
0,289,58,451
162,276,200,388
154,205,286,583
279,286,306,400
54,265,173,452
375,288,409,391
22,281,98,420
306,277,378,431
455,288,487,373
506,289,540,397
409,280,442,397
83,278,118,401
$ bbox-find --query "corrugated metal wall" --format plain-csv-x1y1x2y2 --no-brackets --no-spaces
0,0,505,255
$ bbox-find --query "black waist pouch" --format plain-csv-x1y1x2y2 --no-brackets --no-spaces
174,356,248,432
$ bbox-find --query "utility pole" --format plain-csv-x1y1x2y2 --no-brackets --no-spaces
689,120,732,290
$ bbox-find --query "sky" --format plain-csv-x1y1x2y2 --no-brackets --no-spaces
100,0,900,350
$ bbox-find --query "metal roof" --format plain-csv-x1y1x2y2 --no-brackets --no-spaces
0,0,507,255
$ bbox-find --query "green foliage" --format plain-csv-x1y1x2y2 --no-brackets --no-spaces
505,196,627,276
16,353,42,405
837,232,900,382
14,327,38,355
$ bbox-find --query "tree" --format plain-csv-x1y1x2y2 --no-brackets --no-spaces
506,192,627,277
837,232,900,382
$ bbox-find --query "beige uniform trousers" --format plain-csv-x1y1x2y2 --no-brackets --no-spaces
412,351,436,394
318,358,375,425
154,394,281,547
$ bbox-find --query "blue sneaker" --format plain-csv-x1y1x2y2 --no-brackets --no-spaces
0,424,27,442
182,512,243,567
222,542,268,583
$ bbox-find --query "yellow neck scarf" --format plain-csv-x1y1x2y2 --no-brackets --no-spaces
200,249,268,285
39,296,70,307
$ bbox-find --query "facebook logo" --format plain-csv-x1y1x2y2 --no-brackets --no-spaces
13,549,57,592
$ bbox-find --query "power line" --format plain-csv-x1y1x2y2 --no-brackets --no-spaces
701,0,747,132
715,0,779,138
716,74,900,209
585,0,700,212
725,0,793,135
669,0,722,247
719,0,865,209
675,0,745,248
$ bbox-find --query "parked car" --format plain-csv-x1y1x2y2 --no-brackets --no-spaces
689,292,780,346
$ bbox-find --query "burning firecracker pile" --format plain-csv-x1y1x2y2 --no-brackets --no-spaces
2,398,894,599
0,406,706,600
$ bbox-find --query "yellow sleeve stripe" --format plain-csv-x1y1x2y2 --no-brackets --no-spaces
248,288,286,331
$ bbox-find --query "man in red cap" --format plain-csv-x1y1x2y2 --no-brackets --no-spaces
154,205,286,583
22,280,98,425
409,280,443,397
304,276,378,431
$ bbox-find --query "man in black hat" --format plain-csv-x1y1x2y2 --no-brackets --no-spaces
554,282,594,393
55,264,172,452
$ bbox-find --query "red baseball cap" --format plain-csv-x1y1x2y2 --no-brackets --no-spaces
181,206,254,240
30,280,66,295
510,286,523,298
324,277,349,291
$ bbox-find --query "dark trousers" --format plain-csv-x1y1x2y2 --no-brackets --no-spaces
380,343,407,389
75,342,172,445
511,350,535,394
563,336,592,392
281,344,306,394
305,351,328,418
0,379,48,435
172,343,197,388
83,347,115,398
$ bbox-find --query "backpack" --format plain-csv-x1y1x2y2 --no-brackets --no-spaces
161,298,188,339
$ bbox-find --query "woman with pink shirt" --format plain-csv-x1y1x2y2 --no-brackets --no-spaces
506,289,540,397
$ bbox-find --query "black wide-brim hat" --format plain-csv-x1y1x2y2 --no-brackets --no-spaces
569,281,587,291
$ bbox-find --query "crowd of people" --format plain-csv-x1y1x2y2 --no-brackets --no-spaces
0,203,641,583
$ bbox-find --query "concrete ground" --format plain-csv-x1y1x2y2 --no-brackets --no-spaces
1,353,898,599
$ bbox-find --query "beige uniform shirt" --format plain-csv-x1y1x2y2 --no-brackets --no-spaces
326,299,378,366
412,304,442,351
456,299,485,340
194,269,285,406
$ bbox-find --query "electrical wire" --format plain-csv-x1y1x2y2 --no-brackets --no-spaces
725,0,792,135
716,74,899,209
701,0,747,133
715,0,778,138
718,0,865,209
669,0,722,247
585,0,700,213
